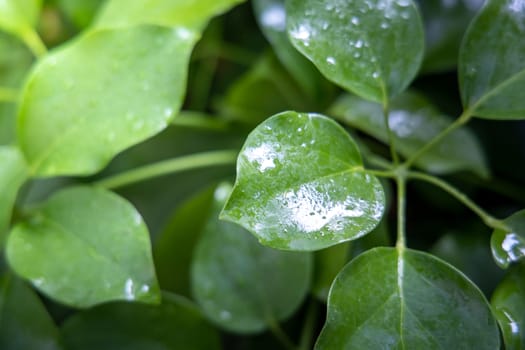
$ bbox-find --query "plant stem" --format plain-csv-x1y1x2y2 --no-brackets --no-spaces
396,177,407,249
299,299,319,350
0,87,19,102
172,111,229,130
94,150,238,190
267,318,298,350
382,101,400,165
407,171,511,232
21,28,47,58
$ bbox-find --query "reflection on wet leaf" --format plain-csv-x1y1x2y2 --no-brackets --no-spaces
491,210,525,268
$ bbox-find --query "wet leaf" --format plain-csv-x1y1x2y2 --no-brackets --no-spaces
0,146,28,238
459,0,525,119
17,25,197,177
192,183,312,333
61,293,221,350
221,111,385,251
95,0,245,30
286,0,424,104
0,273,62,350
492,263,525,350
491,209,525,269
331,92,489,177
316,247,500,349
0,0,41,42
6,186,160,308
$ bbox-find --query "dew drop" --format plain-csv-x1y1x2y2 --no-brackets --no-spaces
355,39,364,48
351,16,360,25
326,56,337,65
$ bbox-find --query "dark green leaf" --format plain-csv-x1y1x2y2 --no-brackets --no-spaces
17,25,197,177
491,263,525,350
221,111,385,251
0,0,41,41
61,293,221,350
331,92,489,177
316,247,500,349
6,186,160,308
192,183,312,333
459,0,525,119
0,273,62,350
491,209,525,268
286,0,424,104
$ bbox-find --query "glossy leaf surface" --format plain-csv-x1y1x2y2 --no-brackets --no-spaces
316,247,500,349
192,184,312,333
0,274,62,350
0,146,28,237
221,112,385,251
96,0,245,30
17,25,197,176
331,92,489,177
6,186,160,308
0,0,41,41
492,263,525,350
491,210,525,268
286,0,424,103
61,294,221,350
459,0,525,119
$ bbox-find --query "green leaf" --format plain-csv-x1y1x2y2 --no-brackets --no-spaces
0,146,28,238
491,209,525,269
192,183,312,333
286,0,424,104
331,92,489,178
0,273,62,350
61,293,221,350
316,247,500,349
312,243,349,302
492,263,525,350
17,25,197,177
459,0,525,119
6,186,160,308
0,0,41,41
95,0,245,30
221,111,385,251
57,0,106,29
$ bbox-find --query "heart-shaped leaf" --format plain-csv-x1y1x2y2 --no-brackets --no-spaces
330,92,489,177
6,186,160,308
459,0,525,119
192,183,312,333
17,25,197,177
316,247,500,349
491,209,525,268
221,111,385,251
0,273,62,350
492,263,525,350
61,293,221,350
286,0,424,104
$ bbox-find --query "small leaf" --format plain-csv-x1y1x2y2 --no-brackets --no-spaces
61,293,221,350
331,92,489,177
192,183,312,333
492,263,525,350
6,186,160,308
17,25,197,176
221,111,385,251
0,146,28,238
459,0,525,119
316,247,500,349
286,0,424,103
491,209,525,268
0,273,62,350
95,0,245,30
0,0,41,41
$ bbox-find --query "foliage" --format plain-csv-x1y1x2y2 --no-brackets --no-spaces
0,0,525,349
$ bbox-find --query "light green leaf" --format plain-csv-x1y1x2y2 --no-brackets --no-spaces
316,247,500,349
0,273,62,350
286,0,424,104
221,111,385,251
6,186,160,308
17,25,197,177
0,0,41,40
95,0,245,30
61,293,221,350
331,92,489,177
192,183,312,333
491,210,525,269
492,263,525,350
459,0,525,119
0,146,28,238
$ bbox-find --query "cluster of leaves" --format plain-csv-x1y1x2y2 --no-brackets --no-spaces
1,0,525,349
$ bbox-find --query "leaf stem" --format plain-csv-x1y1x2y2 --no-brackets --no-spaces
267,318,298,350
94,150,238,190
382,101,400,165
21,28,47,59
407,171,511,232
396,176,407,249
172,111,229,130
0,87,19,102
299,299,319,350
